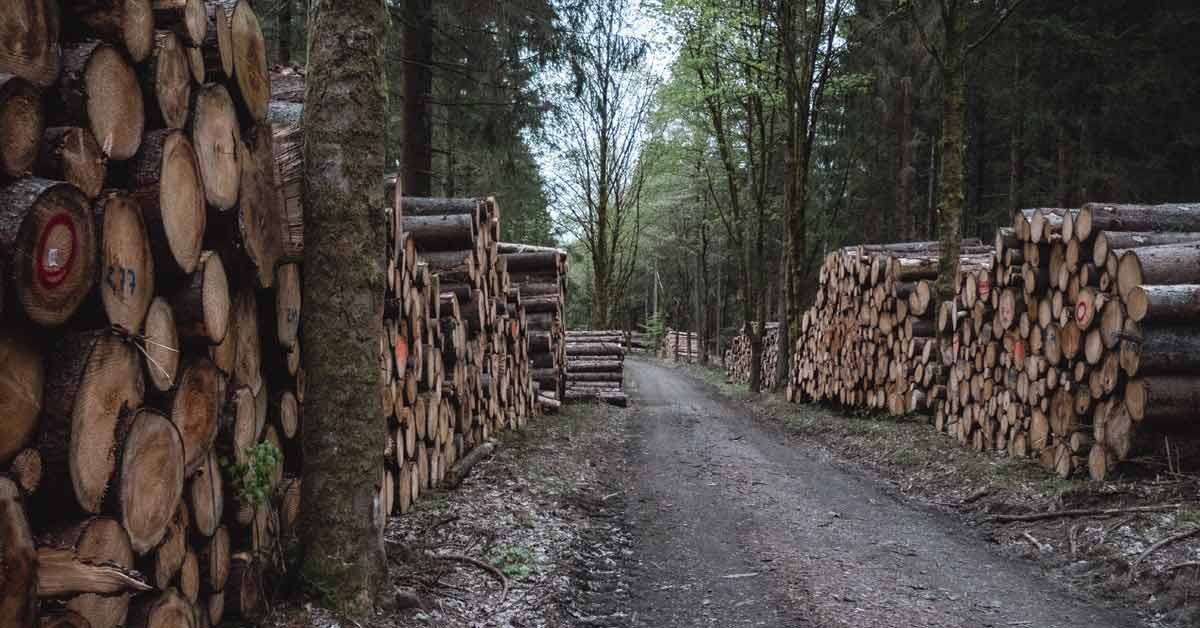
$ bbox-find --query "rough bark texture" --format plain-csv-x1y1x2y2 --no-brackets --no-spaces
299,0,388,612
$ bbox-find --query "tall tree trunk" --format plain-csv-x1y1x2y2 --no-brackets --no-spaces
935,31,966,304
1008,38,1022,214
300,0,388,611
402,0,433,196
279,0,292,65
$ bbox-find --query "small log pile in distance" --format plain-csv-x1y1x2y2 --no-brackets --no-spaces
660,329,700,362
564,330,627,407
724,322,781,385
1,1,301,625
498,242,568,403
790,203,1200,481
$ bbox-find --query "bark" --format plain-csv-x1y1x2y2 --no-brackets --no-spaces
301,0,389,611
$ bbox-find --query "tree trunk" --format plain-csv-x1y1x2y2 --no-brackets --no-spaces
935,40,966,305
402,0,433,197
300,0,388,612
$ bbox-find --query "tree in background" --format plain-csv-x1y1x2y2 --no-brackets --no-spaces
300,0,389,612
906,0,1026,303
548,0,654,328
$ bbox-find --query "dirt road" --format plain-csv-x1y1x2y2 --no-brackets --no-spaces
622,358,1143,628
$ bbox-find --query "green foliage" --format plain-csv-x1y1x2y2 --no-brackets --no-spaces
644,311,668,350
491,545,535,580
220,442,282,507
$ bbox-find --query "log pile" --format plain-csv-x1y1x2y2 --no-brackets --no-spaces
724,323,782,385
790,205,1200,481
564,330,627,407
382,193,543,514
270,64,550,514
660,329,700,362
498,242,568,404
0,8,553,626
0,1,300,625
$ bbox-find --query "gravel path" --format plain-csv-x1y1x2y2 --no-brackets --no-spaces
622,358,1144,628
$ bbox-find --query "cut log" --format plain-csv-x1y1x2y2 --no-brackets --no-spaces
217,387,255,467
140,31,191,129
170,250,229,345
272,263,301,350
143,504,186,589
1119,324,1200,377
0,74,44,178
226,0,268,122
1077,203,1200,242
0,331,43,466
231,284,262,394
205,590,224,625
231,132,283,288
187,450,222,538
0,178,97,326
272,390,298,439
34,546,150,598
92,191,154,333
1125,376,1200,424
188,84,240,210
8,449,42,496
61,0,154,63
163,357,223,476
126,588,195,628
0,476,37,628
1125,284,1200,324
40,516,134,628
35,127,106,200
123,129,206,276
223,554,259,619
1092,231,1200,265
178,549,199,603
198,525,228,593
1116,242,1200,300
267,102,303,261
51,42,144,160
39,332,144,514
152,0,206,46
0,0,61,87
565,343,623,357
142,297,180,391
443,440,494,489
114,408,185,555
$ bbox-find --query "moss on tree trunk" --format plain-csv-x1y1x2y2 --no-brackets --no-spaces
299,0,389,613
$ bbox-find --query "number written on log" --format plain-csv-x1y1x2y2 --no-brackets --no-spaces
106,264,138,297
286,308,299,323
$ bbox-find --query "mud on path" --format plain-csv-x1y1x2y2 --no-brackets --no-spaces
622,358,1143,628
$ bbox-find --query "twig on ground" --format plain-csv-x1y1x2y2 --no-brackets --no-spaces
1022,531,1051,552
1164,561,1200,572
426,551,510,607
986,504,1181,523
1128,527,1200,582
961,486,992,505
1069,524,1080,556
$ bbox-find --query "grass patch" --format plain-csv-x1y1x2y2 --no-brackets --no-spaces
491,545,535,580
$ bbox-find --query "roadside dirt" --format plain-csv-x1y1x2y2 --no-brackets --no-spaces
267,356,1200,628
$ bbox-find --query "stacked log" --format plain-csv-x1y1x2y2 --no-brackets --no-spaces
724,323,782,385
789,205,1200,481
0,2,300,626
498,242,568,404
660,329,700,362
379,192,544,514
564,330,627,407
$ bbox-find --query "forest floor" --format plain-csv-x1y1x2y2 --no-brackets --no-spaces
271,356,1200,628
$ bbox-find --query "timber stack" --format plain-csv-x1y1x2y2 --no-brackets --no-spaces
273,64,548,515
0,0,303,626
660,329,700,362
499,242,568,403
564,330,627,407
789,203,1200,481
724,322,782,385
382,192,543,514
